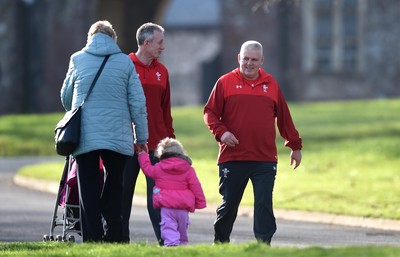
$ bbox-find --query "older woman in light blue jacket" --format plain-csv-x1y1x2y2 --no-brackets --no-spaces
60,20,148,243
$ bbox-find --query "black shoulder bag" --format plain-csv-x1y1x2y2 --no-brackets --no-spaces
55,55,110,156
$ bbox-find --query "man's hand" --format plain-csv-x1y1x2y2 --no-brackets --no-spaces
220,131,239,147
290,150,302,169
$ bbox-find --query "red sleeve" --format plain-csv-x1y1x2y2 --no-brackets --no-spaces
276,87,302,150
162,76,175,138
203,80,228,142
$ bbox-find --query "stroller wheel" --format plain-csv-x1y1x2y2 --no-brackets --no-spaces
55,235,64,242
43,235,50,241
68,235,75,242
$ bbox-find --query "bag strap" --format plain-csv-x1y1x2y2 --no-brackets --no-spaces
81,54,110,106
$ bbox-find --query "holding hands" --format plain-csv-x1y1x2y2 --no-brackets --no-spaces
136,143,148,154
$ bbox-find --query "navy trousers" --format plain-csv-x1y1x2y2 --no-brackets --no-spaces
121,151,163,245
214,161,277,245
76,150,128,242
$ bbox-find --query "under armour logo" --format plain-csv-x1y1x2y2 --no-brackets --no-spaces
236,85,242,89
263,85,268,92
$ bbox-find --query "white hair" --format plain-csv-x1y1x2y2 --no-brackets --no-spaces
240,40,263,55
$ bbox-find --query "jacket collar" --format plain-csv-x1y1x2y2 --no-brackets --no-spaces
233,67,271,85
128,52,159,69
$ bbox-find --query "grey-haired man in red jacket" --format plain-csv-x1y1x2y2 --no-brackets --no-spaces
204,40,302,245
122,22,175,245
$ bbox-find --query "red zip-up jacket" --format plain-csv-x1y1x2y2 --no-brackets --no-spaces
129,53,175,150
204,68,302,164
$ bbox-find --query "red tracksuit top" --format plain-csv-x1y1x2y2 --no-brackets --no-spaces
129,53,175,150
204,68,302,164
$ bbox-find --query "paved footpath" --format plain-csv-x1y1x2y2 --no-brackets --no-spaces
7,156,400,233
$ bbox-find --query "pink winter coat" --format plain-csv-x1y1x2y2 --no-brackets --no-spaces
138,152,207,212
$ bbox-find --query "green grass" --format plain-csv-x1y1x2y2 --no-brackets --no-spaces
0,113,62,156
0,242,399,257
5,99,400,219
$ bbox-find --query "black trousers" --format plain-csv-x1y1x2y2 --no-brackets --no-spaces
75,150,128,242
121,151,163,245
214,161,277,245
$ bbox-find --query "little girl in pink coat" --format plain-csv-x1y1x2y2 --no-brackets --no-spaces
137,137,207,246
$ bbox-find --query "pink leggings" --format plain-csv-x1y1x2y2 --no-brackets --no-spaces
160,207,190,246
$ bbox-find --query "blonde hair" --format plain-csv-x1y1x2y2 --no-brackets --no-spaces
156,138,185,157
87,20,117,42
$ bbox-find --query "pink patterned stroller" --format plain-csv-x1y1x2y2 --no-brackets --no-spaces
43,156,104,242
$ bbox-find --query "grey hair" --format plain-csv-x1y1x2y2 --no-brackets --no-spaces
136,22,164,46
156,137,185,158
240,40,263,55
87,20,117,43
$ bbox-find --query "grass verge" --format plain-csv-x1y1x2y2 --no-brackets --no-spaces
1,242,399,257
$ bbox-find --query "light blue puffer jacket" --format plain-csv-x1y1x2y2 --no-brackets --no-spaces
60,33,148,157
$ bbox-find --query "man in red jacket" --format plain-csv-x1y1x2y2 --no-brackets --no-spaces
203,40,302,245
122,22,175,245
